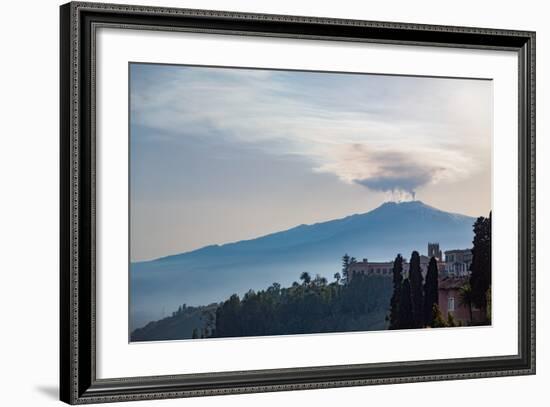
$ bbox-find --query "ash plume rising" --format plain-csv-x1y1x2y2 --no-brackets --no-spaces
354,163,435,202
316,144,448,201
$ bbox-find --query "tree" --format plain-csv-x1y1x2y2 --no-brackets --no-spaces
398,279,414,329
389,254,403,329
203,308,216,338
446,312,457,327
214,294,241,337
300,272,311,286
431,304,447,328
209,271,393,339
191,328,199,339
423,257,439,326
333,272,341,284
313,274,328,287
342,254,350,282
458,282,474,325
469,213,492,313
409,251,424,328
268,282,281,293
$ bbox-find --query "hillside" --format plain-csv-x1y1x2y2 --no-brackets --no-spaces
132,275,392,342
131,303,218,342
130,201,477,330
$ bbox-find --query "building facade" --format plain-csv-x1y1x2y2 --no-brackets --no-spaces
346,243,449,281
438,276,485,325
444,249,473,276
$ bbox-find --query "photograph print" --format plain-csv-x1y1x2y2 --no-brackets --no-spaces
129,63,493,342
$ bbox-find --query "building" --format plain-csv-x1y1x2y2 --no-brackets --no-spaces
438,276,485,325
347,259,394,279
444,249,472,276
346,243,447,281
345,242,482,326
428,242,442,260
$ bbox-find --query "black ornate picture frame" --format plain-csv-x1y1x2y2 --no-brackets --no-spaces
60,2,535,404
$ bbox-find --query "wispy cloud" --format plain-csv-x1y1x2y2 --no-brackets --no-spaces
130,64,492,199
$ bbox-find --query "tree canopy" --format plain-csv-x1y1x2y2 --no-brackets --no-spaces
470,213,492,312
211,272,392,338
409,251,424,328
423,256,439,326
389,254,403,330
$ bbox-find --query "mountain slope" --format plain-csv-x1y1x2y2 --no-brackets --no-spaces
131,201,477,329
131,303,218,342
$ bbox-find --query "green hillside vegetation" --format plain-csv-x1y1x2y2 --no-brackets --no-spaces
130,272,392,341
211,273,392,338
130,303,218,342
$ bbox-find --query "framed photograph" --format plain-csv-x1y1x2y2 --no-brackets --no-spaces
60,1,535,404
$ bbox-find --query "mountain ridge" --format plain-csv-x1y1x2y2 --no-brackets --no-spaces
137,201,473,265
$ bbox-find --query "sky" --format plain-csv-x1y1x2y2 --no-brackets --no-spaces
130,63,492,262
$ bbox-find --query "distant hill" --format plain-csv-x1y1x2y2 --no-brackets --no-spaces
131,303,218,342
131,201,477,330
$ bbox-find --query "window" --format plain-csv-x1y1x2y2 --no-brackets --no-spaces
448,296,455,312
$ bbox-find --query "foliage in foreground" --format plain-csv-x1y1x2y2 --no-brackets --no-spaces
211,274,392,338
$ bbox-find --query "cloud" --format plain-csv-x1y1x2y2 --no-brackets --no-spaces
130,63,491,200
312,143,470,200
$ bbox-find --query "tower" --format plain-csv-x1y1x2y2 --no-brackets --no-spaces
428,242,442,260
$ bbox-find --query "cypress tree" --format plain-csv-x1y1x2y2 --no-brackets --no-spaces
470,213,492,312
423,256,439,326
398,279,414,329
409,251,424,328
389,254,403,329
342,254,350,283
